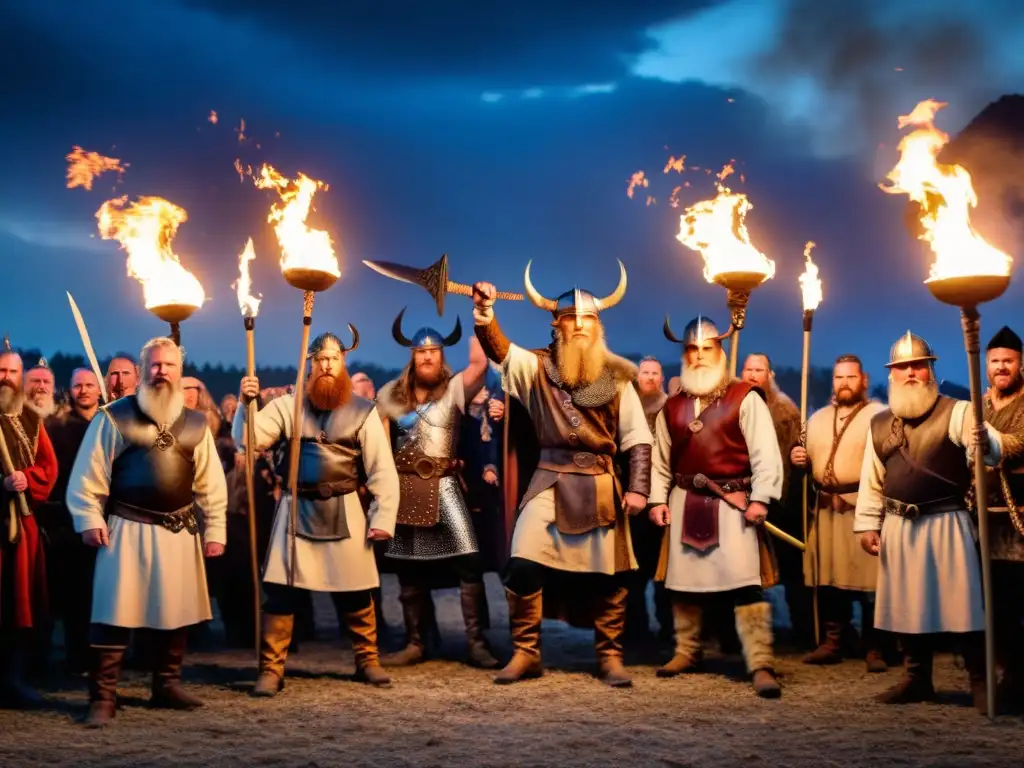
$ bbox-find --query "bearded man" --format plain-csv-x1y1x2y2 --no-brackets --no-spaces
648,317,784,698
105,354,138,401
791,355,887,671
626,356,671,644
235,329,399,695
376,313,497,669
473,262,653,688
980,325,1024,711
0,343,58,707
854,332,1000,712
67,337,228,727
351,372,376,400
37,368,103,674
24,359,57,419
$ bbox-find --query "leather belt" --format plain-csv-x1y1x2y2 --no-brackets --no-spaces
538,448,614,475
297,479,359,499
882,496,962,520
394,453,463,480
108,501,199,535
675,473,751,494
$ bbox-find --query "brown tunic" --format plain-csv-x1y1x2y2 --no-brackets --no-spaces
983,389,1024,562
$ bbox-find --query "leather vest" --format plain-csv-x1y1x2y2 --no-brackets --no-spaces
665,381,754,481
869,395,972,504
106,396,208,513
274,396,374,541
0,407,41,473
530,351,621,457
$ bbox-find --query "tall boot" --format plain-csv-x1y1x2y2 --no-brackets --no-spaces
344,598,392,688
860,598,889,673
150,628,203,710
252,613,294,697
875,634,935,704
735,602,781,698
0,630,46,709
493,589,543,684
593,585,631,687
84,645,126,727
961,632,989,715
461,582,499,668
382,586,428,666
803,621,844,665
657,600,703,677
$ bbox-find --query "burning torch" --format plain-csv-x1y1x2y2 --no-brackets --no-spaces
95,195,206,346
798,242,823,644
676,165,775,377
881,98,1014,720
255,165,341,587
233,237,263,661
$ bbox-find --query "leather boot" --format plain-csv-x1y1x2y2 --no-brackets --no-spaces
84,645,125,727
382,586,427,667
961,632,989,715
876,634,936,704
594,586,631,687
460,582,499,668
735,602,781,699
253,613,294,697
657,600,703,677
494,588,543,684
150,628,203,709
344,598,392,688
803,621,844,665
861,597,888,673
0,630,46,709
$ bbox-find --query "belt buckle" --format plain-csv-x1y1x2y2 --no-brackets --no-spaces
162,512,186,534
692,473,708,489
317,482,333,499
573,452,596,469
904,503,920,520
414,457,436,479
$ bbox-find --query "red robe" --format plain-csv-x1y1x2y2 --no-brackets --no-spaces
1,410,58,628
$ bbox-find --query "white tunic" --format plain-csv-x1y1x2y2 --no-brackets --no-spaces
853,400,1001,633
233,394,399,593
67,410,228,630
502,343,653,575
650,391,784,593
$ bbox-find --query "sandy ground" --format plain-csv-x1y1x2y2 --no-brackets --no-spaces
2,576,1022,768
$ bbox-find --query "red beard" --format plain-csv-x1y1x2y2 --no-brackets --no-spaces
307,369,352,412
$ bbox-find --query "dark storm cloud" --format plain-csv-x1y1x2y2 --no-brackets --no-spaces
181,0,721,87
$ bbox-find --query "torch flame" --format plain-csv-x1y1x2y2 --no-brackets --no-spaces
95,196,205,311
881,98,1012,280
676,164,775,282
66,146,126,191
799,241,823,312
255,164,340,277
233,237,261,318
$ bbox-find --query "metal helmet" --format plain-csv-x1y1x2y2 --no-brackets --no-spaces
663,314,730,346
392,308,462,349
524,259,627,321
308,326,360,357
885,330,937,368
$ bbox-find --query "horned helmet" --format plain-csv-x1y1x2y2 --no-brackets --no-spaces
391,308,462,350
523,259,628,328
885,330,937,368
663,315,730,348
308,326,360,359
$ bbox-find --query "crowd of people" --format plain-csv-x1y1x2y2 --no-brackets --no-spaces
0,269,1021,727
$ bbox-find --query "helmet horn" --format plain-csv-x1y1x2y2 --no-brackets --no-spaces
391,308,414,348
663,315,684,344
442,316,462,347
339,323,360,354
524,261,557,311
594,259,627,311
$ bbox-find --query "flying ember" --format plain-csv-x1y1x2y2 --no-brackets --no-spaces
880,98,1012,281
799,241,823,312
626,170,648,199
254,164,340,277
95,195,206,310
676,164,775,281
66,146,126,191
233,237,262,318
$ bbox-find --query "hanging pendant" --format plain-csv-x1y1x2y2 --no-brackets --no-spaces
688,420,704,434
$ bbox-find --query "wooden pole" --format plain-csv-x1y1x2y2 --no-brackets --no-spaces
285,291,316,587
800,310,819,646
244,316,262,664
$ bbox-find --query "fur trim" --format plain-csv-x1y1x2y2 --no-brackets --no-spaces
734,601,775,673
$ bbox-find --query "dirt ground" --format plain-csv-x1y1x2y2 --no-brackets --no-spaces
2,576,1022,768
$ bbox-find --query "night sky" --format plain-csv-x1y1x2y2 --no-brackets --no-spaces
3,0,1023,386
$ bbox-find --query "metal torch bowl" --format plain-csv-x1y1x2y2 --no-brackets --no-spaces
283,268,340,293
926,274,1011,308
149,303,199,323
711,270,771,293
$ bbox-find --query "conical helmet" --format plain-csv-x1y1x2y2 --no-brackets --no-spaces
885,330,937,368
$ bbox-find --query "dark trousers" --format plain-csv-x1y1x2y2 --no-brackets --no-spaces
263,581,372,617
625,514,671,639
36,526,96,672
503,556,629,601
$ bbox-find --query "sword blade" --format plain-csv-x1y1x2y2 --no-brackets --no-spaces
361,259,420,287
66,292,110,403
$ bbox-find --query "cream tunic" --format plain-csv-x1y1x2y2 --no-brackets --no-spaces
233,394,399,592
501,343,653,575
853,401,1001,633
650,392,784,593
67,410,228,630
803,401,885,591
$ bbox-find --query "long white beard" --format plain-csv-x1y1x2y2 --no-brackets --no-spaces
137,381,184,427
26,394,56,419
889,379,939,419
680,354,729,397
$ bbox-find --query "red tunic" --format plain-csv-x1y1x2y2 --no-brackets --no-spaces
1,413,58,628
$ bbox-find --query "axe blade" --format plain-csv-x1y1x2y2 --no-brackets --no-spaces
362,254,449,316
